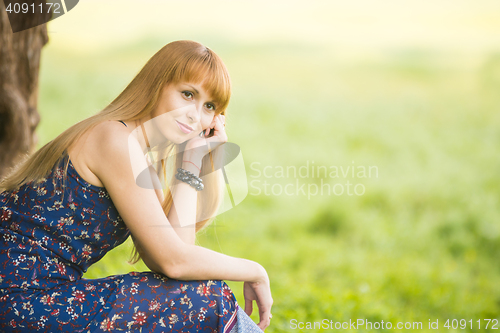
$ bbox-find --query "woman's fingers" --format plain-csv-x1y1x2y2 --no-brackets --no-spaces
206,115,227,145
205,114,225,137
246,278,273,331
257,297,273,330
242,271,272,331
185,115,227,157
214,114,225,131
258,315,271,331
244,297,253,316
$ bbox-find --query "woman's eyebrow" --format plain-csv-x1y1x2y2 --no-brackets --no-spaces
186,84,200,95
186,84,216,105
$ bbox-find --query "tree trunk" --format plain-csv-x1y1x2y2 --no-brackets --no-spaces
0,0,50,178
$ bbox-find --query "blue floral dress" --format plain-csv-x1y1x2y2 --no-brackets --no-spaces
0,153,262,333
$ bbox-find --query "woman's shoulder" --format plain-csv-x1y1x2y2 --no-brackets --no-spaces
86,120,138,163
84,119,131,148
68,120,135,188
89,120,132,142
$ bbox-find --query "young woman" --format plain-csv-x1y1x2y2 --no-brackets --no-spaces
0,40,273,332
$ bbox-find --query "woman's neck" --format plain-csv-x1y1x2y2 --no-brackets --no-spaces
129,118,169,157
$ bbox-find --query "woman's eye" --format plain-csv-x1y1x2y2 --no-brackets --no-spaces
206,103,216,112
182,91,194,99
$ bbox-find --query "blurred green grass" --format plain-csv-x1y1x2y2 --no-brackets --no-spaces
37,36,500,332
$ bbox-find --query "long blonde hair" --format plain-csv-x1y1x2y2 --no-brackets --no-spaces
0,40,231,264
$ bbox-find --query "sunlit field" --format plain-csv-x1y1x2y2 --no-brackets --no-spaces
35,1,500,331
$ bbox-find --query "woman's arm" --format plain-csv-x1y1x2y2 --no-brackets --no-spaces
85,121,272,329
163,157,200,245
85,121,266,277
161,114,224,245
143,155,197,245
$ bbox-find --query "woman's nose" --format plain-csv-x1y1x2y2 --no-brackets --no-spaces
186,104,201,123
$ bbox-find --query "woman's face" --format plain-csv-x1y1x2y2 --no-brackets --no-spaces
150,81,218,144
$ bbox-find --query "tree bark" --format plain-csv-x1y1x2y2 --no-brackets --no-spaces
0,0,50,178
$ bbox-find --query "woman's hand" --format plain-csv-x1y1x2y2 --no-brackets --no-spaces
184,114,226,161
243,267,273,331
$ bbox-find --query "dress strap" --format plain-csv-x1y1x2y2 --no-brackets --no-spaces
118,120,128,127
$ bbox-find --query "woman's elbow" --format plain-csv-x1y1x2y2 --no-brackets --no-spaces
140,249,186,279
162,263,184,280
160,247,193,280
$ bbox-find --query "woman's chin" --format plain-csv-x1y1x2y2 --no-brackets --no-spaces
170,135,190,145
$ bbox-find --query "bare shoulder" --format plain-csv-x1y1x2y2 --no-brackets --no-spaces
83,120,136,174
86,120,132,149
67,121,133,187
81,120,163,201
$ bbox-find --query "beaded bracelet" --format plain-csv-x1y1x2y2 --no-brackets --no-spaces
175,168,204,191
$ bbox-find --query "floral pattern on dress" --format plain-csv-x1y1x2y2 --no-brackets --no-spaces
0,153,244,332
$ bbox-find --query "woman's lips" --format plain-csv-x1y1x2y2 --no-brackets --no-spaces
176,120,193,134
